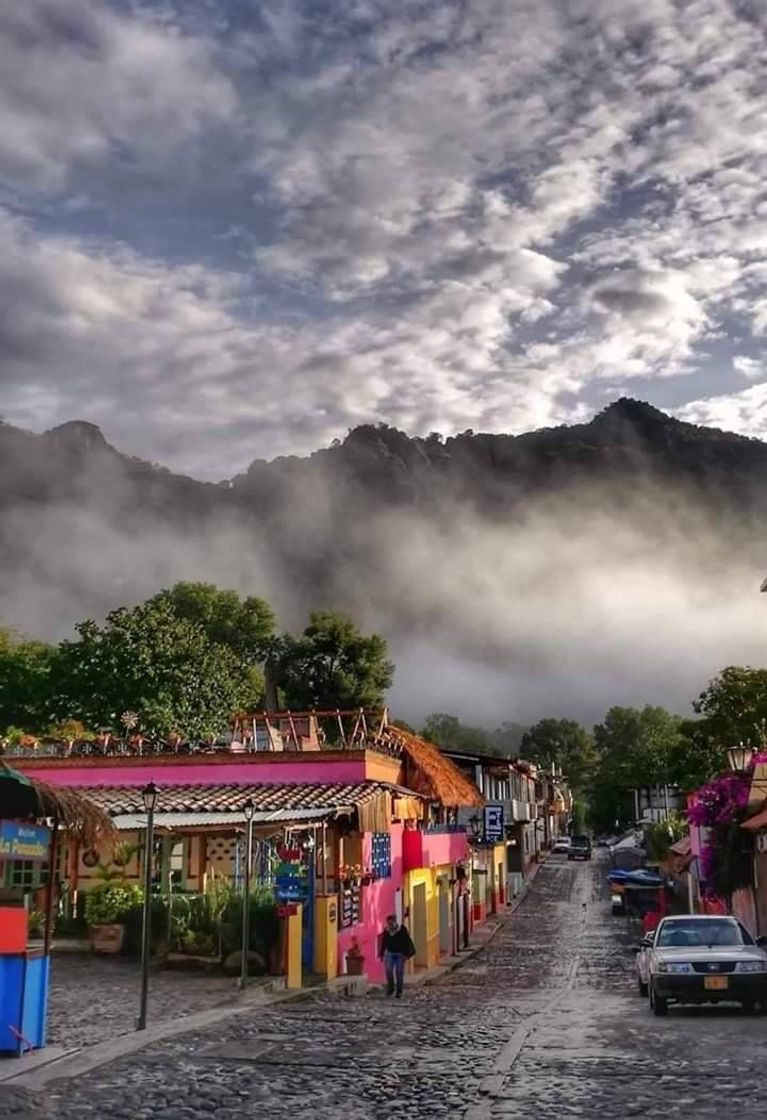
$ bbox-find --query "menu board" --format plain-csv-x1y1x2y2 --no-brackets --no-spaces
340,886,361,929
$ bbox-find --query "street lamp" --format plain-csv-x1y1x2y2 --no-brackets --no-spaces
137,781,158,1031
239,799,255,991
727,743,754,774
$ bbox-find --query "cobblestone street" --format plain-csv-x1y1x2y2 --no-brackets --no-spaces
10,858,767,1119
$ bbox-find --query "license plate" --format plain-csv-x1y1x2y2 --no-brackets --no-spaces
704,976,728,991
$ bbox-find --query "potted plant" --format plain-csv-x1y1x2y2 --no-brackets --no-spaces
340,863,363,888
85,883,143,954
345,937,365,976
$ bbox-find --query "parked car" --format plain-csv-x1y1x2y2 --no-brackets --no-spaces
638,914,767,1016
552,837,571,854
568,835,592,861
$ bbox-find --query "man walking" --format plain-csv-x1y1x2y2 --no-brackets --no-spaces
380,914,416,998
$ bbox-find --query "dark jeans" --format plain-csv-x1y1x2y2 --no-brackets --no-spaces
383,950,405,995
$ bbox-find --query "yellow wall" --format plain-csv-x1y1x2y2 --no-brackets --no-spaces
286,903,303,989
314,895,339,979
404,866,450,971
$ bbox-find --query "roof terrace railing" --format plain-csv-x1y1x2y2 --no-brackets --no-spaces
0,709,404,761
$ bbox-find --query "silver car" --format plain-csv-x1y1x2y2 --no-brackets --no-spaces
640,915,767,1017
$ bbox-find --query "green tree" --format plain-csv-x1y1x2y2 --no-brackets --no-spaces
0,626,56,733
50,599,257,738
153,582,274,661
520,718,597,790
588,705,684,833
421,713,491,753
277,611,393,710
692,666,767,748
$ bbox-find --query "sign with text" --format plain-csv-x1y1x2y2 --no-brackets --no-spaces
0,821,50,861
482,804,504,844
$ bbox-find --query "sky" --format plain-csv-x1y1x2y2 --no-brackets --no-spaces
2,0,767,480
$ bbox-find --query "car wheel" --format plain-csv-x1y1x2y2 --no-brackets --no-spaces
650,984,668,1017
637,978,648,997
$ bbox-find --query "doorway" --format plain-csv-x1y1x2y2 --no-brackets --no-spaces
412,881,428,968
438,879,451,955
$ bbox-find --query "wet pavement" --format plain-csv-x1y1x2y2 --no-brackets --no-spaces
13,858,767,1119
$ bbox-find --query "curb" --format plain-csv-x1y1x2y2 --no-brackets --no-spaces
5,864,547,1090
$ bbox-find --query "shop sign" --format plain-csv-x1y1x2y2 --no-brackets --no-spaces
278,846,301,861
0,821,50,861
483,804,504,844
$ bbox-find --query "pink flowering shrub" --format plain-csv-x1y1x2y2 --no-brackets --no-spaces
688,755,765,901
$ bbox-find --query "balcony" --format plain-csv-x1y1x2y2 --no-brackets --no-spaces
403,827,468,871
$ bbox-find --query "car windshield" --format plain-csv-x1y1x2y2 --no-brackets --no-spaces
656,920,744,948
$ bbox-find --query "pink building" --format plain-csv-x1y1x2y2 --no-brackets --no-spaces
7,712,482,983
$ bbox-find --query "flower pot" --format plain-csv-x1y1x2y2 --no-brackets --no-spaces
346,955,365,976
89,923,125,954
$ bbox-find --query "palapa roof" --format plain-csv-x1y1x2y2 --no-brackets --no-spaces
0,762,114,846
386,728,484,809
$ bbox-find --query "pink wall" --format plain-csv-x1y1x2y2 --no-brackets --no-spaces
337,823,403,984
19,758,368,788
402,828,468,871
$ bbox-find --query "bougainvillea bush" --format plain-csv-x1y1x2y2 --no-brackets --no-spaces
688,757,766,902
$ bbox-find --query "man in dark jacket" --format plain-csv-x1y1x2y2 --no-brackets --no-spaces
380,914,415,997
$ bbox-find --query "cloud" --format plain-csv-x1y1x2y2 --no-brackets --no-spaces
3,1,767,473
0,0,236,193
677,383,767,440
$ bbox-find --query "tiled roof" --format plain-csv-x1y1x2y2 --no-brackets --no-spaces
72,782,405,818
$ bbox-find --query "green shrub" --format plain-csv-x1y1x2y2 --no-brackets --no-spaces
27,910,45,939
220,887,280,960
84,883,143,927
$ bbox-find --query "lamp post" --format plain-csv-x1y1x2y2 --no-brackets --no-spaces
727,742,754,774
137,781,158,1031
239,799,255,991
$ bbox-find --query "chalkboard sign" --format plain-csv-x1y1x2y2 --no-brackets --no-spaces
340,886,361,929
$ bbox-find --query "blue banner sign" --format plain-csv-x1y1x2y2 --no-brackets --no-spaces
0,821,51,861
483,804,504,844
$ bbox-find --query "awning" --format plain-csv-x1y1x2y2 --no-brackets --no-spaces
111,808,336,832
71,781,417,834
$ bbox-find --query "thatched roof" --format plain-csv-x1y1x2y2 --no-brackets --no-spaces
387,728,484,808
0,763,115,846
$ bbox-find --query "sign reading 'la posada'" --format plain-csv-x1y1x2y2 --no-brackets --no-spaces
0,821,51,861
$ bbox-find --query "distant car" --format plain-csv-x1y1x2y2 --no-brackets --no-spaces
552,837,571,854
568,835,592,861
639,915,767,1015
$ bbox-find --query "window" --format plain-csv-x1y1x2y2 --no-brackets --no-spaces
657,919,744,948
9,861,48,890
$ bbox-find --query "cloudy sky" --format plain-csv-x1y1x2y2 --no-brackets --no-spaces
2,0,767,479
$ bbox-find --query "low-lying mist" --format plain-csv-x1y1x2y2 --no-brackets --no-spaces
2,473,765,730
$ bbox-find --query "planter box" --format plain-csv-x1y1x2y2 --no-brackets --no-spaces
89,924,125,954
346,955,365,976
